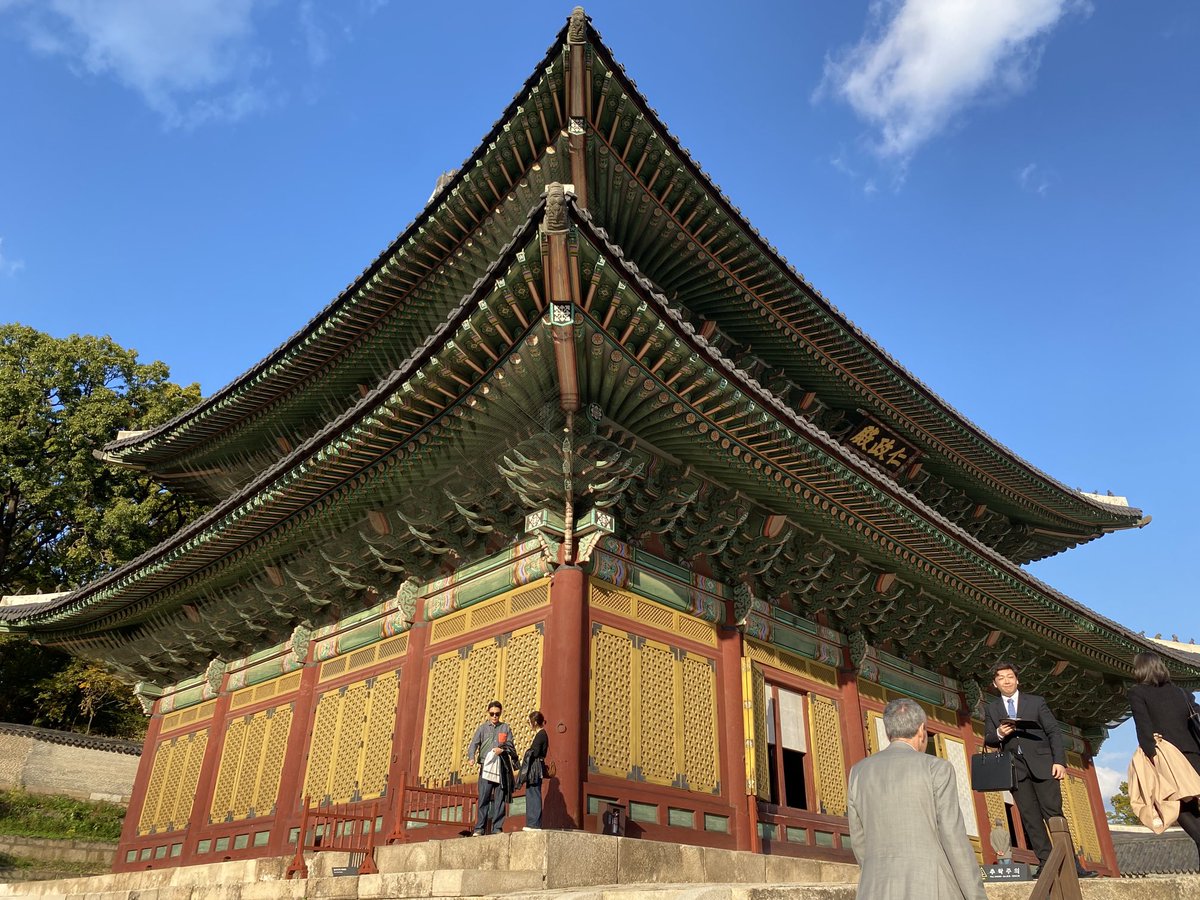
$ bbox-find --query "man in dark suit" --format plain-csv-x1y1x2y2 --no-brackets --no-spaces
984,661,1095,876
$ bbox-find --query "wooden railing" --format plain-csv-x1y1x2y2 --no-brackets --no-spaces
284,796,382,879
1029,817,1083,900
385,772,479,844
285,776,480,878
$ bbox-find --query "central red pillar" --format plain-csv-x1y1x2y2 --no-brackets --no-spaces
541,565,588,829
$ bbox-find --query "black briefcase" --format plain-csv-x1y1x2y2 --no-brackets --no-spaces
970,748,1015,792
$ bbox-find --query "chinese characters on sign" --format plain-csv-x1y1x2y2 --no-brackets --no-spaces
846,420,919,473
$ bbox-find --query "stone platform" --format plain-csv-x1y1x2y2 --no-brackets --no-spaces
1,830,1197,899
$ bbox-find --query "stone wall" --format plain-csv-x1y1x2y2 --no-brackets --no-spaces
0,723,141,804
0,835,115,865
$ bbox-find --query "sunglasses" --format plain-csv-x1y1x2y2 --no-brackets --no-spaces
488,711,501,717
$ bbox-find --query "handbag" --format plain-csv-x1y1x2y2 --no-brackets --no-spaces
970,746,1015,792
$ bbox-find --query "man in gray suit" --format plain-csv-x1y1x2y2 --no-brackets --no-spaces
847,697,986,900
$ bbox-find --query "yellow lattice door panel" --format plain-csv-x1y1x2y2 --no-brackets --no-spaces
589,626,635,778
983,790,1007,854
210,718,246,823
303,690,340,803
457,642,501,779
681,653,719,793
420,653,465,786
329,681,369,803
499,626,543,757
305,672,399,804
359,671,400,800
808,693,848,816
208,704,294,823
865,709,886,755
137,729,209,835
638,639,677,786
230,713,269,819
252,705,292,817
740,659,770,801
421,626,545,786
1062,775,1102,863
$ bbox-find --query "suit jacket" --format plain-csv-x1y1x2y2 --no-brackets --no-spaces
984,692,1064,780
847,742,987,900
1128,682,1200,760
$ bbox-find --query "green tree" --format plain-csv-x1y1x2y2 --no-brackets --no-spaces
0,324,203,591
0,324,206,738
1108,781,1141,826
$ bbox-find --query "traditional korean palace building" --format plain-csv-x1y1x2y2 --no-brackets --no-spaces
4,6,1198,877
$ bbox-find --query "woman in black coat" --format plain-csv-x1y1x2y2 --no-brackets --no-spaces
1128,651,1200,854
520,710,549,830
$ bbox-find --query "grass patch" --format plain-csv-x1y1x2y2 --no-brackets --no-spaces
0,790,124,842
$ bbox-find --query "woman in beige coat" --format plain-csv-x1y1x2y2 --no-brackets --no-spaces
1128,651,1200,862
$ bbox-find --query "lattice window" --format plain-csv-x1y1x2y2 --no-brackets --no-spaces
210,719,247,822
934,734,979,839
501,628,543,756
303,690,341,803
983,789,1007,853
419,654,464,785
138,729,208,835
420,624,545,786
742,661,771,801
1062,775,1102,863
639,641,677,785
230,713,269,819
360,671,400,799
252,706,293,817
808,693,847,816
681,654,719,793
329,683,369,802
590,627,634,778
589,624,718,794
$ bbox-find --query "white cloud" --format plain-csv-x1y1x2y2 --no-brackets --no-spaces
0,237,25,276
3,0,272,128
298,1,329,67
820,0,1088,161
1018,161,1053,195
1094,751,1128,809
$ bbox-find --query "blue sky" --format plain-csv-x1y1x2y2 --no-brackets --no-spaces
2,1,1197,801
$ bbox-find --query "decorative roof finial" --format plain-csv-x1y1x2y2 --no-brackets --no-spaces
545,183,568,232
569,7,587,43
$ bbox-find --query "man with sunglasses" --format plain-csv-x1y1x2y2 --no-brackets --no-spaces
465,700,518,835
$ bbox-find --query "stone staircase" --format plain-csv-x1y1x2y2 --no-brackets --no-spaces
1,830,1197,899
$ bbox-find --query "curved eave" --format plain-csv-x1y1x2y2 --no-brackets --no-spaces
98,19,575,478
581,21,1140,538
566,203,1196,685
0,200,551,637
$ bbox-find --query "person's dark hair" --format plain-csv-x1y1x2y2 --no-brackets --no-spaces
1133,651,1171,686
487,700,503,712
528,710,545,727
992,660,1018,679
882,697,926,740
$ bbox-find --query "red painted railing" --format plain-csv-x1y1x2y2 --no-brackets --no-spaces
386,772,478,844
285,796,382,879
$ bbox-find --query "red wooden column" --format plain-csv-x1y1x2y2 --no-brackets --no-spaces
837,670,869,765
541,565,588,829
266,647,320,859
114,706,165,868
387,601,432,795
1082,756,1120,875
716,624,752,851
179,686,233,865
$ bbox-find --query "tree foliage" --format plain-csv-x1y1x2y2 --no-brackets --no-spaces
0,324,206,738
1107,781,1141,826
0,324,203,591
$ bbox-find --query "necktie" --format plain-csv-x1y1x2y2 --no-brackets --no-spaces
1006,697,1016,718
